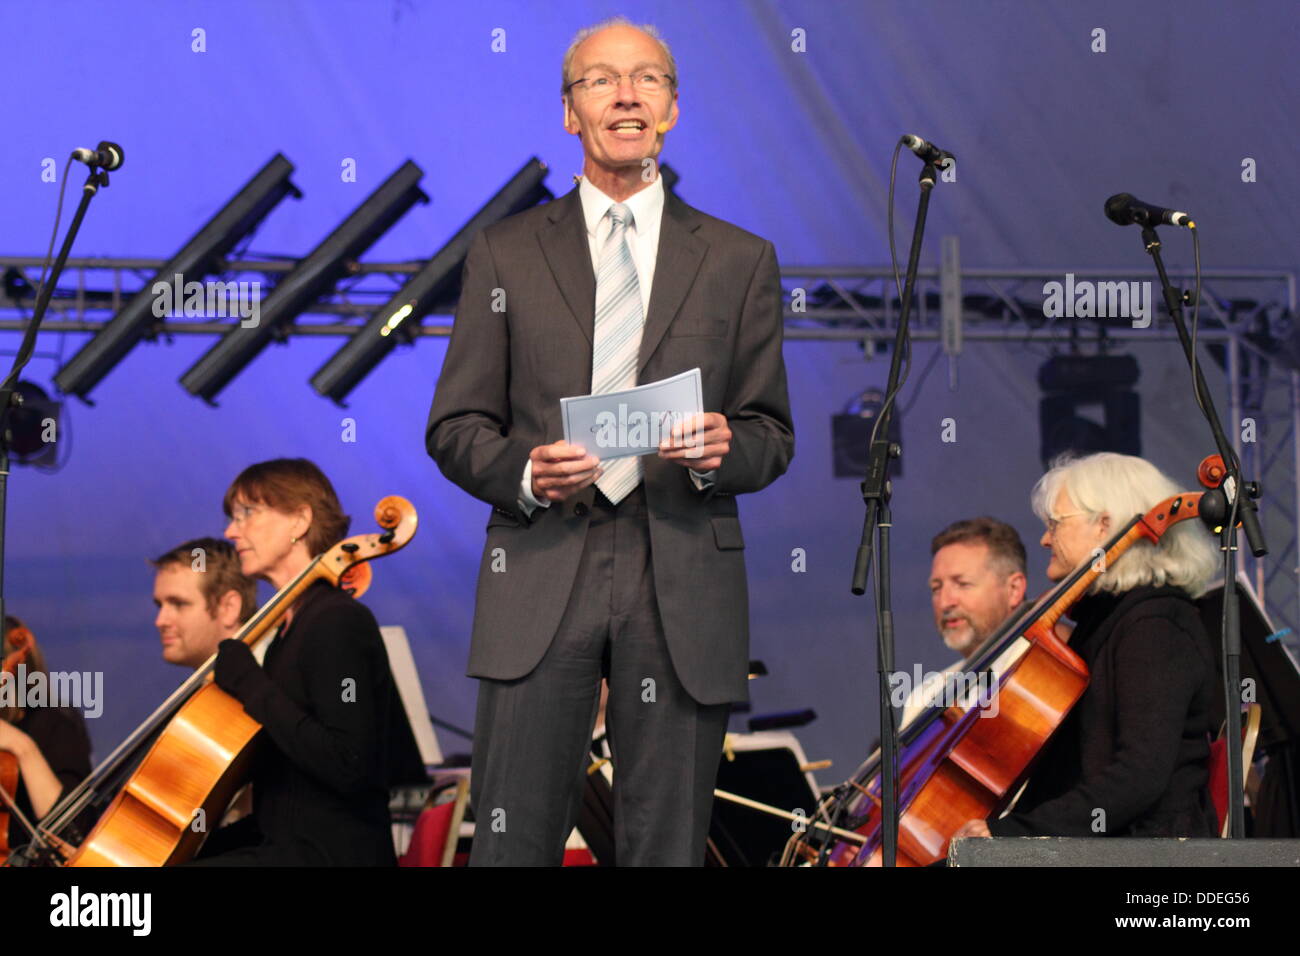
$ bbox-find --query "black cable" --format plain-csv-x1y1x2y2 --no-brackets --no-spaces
866,140,916,458
899,342,944,416
2,156,73,391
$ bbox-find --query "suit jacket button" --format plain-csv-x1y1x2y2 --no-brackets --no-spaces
574,502,589,517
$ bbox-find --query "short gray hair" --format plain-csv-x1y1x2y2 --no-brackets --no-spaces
560,16,678,102
1032,452,1217,597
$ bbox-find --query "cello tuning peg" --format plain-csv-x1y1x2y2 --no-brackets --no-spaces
341,542,360,553
378,531,395,544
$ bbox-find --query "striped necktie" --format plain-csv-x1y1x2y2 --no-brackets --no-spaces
591,202,644,504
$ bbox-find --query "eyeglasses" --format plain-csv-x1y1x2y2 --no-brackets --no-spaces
566,71,674,98
228,503,265,526
1045,511,1090,535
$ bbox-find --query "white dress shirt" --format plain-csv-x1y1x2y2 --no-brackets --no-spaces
518,175,714,515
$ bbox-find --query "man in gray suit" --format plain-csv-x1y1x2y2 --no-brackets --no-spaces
426,16,793,865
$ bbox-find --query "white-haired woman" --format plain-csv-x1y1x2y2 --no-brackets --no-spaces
956,452,1220,840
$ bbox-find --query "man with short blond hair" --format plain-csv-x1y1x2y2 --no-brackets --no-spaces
428,17,793,865
152,536,256,670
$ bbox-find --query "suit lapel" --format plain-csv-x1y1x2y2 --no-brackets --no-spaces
639,191,707,374
537,185,708,374
539,189,595,345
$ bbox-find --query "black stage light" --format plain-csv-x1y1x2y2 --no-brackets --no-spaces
53,155,300,401
3,267,35,303
310,158,552,404
1037,353,1141,469
9,381,63,468
180,160,428,403
832,387,902,478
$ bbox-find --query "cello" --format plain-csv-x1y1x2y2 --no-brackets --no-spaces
11,495,416,867
786,458,1231,866
0,619,38,855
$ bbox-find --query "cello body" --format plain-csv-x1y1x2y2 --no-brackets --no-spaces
64,682,260,866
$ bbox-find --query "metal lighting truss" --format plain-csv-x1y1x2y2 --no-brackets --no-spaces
1,239,1295,631
774,243,1297,639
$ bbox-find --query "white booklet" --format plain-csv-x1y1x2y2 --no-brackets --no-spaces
561,367,704,461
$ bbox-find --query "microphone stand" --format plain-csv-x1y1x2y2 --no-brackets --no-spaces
849,160,939,866
0,163,113,659
1138,224,1266,839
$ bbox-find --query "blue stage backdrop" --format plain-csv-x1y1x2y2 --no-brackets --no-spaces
1,0,1293,781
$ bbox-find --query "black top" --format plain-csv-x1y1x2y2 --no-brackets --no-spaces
8,706,92,850
989,584,1219,838
206,580,417,865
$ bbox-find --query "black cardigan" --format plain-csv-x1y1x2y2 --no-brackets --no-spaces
988,584,1219,838
202,580,413,865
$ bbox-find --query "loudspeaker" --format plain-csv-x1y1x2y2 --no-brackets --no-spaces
832,388,902,479
948,836,1300,867
1037,354,1141,469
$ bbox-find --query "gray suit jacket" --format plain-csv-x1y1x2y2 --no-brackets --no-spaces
426,186,793,704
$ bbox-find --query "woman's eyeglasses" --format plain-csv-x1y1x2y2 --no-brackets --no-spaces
1045,511,1089,534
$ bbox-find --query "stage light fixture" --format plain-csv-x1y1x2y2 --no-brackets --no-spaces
1037,353,1141,469
53,154,300,401
832,387,902,478
310,158,553,404
180,160,428,403
9,381,63,468
3,267,35,303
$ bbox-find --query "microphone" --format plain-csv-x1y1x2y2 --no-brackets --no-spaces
901,134,954,170
71,141,124,171
1104,192,1192,228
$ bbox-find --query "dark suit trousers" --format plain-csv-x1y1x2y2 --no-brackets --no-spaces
469,483,730,866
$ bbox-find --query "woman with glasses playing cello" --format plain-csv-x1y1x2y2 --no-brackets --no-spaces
192,458,423,866
954,453,1220,842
